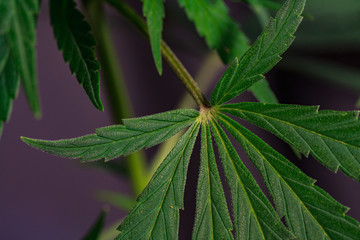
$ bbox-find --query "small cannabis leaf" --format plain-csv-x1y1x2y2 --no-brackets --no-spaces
0,36,19,138
22,109,199,162
142,0,164,75
192,123,233,239
3,0,41,117
220,103,360,181
211,0,304,105
177,0,249,64
210,118,293,240
217,113,360,239
50,0,103,110
116,122,200,239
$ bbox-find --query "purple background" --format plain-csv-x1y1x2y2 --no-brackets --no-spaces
1,1,359,239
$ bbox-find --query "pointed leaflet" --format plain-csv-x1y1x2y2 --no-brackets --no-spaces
217,113,360,239
192,123,233,240
177,0,249,64
0,36,19,138
211,0,305,105
142,0,164,75
50,0,103,110
6,0,41,116
220,102,360,181
21,109,198,162
83,209,107,240
210,119,292,240
116,122,200,239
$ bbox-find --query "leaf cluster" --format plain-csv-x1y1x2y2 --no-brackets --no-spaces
22,0,360,239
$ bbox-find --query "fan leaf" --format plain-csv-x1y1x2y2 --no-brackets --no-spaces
192,123,233,240
211,0,305,105
217,112,360,239
6,0,41,117
21,109,199,162
220,102,360,181
210,119,292,240
116,122,200,239
142,0,164,75
50,0,103,110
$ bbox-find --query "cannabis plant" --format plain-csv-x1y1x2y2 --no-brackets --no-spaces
1,0,360,238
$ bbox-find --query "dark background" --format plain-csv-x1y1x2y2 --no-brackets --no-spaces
0,0,359,239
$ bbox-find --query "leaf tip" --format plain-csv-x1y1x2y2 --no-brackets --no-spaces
155,59,163,75
21,136,35,146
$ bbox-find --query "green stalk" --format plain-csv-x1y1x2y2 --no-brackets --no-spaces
83,0,148,195
148,52,223,176
105,0,210,108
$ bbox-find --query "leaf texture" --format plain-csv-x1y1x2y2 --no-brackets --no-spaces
50,0,103,110
192,123,233,240
6,0,41,116
21,109,199,162
211,0,305,105
177,0,249,64
142,0,164,75
220,102,360,181
217,112,360,239
0,35,19,138
116,122,200,239
210,119,292,240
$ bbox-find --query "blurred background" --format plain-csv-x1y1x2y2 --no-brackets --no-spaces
0,0,360,239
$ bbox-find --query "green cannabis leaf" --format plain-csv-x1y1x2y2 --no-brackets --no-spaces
21,109,199,162
211,0,304,105
142,0,164,75
217,113,360,239
50,0,103,111
18,0,360,238
2,0,41,117
192,123,233,239
177,0,249,64
116,122,200,239
210,118,293,240
220,102,360,181
0,36,19,137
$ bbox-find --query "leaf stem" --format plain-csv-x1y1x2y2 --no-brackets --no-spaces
83,0,148,195
105,0,211,108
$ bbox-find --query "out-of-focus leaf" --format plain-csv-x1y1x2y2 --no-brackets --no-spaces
6,0,41,117
97,191,135,211
0,35,19,138
177,0,249,64
83,209,107,240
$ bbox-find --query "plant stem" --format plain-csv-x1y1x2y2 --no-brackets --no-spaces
105,0,211,108
83,0,148,195
148,52,223,176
